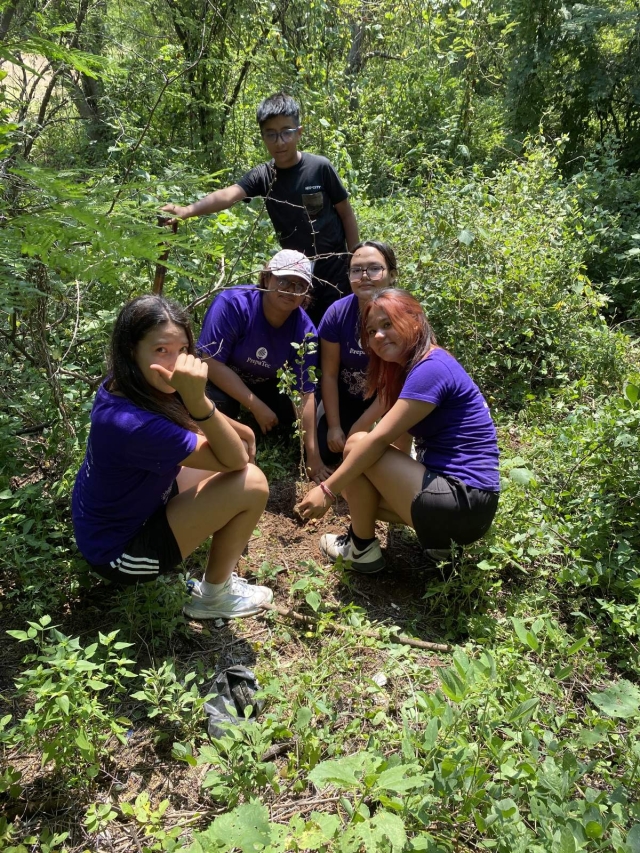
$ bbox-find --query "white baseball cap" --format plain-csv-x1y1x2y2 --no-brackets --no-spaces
267,250,313,286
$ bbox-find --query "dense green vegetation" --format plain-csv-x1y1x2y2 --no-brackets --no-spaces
1,0,639,851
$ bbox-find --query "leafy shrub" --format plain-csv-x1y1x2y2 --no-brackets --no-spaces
570,149,640,321
4,617,136,786
358,145,630,409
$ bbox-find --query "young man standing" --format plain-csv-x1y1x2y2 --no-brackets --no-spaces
163,93,359,325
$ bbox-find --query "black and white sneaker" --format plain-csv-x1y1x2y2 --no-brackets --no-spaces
319,532,386,574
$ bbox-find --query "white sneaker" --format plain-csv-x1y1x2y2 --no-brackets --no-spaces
184,573,273,620
319,532,386,574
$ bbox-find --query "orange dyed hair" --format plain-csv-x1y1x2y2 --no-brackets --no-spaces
361,289,436,409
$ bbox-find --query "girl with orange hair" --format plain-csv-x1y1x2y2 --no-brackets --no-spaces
297,289,500,571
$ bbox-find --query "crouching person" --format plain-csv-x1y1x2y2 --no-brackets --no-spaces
72,294,272,620
297,289,500,572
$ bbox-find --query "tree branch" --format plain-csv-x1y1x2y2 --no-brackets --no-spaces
261,601,452,652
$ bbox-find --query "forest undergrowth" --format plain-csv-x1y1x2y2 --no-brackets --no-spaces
1,144,640,853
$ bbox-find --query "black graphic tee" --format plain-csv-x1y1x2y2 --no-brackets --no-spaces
238,153,350,312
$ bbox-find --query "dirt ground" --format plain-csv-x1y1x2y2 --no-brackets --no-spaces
0,474,456,849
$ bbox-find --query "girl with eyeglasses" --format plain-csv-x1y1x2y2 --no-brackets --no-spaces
198,250,332,483
298,289,500,573
72,294,273,620
317,241,399,466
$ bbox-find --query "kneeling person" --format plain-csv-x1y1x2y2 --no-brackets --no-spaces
198,250,331,483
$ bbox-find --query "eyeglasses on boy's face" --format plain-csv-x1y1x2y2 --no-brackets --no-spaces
270,274,310,295
349,264,387,281
261,127,301,144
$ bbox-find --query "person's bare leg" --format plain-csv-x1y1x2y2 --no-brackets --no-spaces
342,472,380,539
168,464,268,583
342,433,425,534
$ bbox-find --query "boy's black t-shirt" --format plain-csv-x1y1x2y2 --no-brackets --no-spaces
237,153,350,306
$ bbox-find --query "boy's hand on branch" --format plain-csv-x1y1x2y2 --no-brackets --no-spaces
297,485,331,520
161,203,191,221
251,400,279,434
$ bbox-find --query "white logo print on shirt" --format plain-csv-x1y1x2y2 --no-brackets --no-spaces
256,347,268,360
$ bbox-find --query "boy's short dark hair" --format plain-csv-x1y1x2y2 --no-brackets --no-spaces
256,93,300,128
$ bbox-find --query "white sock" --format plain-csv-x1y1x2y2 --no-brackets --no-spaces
200,577,227,595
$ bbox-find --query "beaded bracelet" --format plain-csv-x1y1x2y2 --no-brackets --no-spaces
319,481,337,503
189,402,216,422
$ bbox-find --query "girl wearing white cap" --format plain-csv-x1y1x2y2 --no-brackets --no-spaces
197,250,332,483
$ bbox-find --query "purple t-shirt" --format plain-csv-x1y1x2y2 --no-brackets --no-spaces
198,286,318,393
72,382,198,565
399,349,500,492
318,293,369,399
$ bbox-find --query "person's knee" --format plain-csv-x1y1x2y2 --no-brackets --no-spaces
232,462,269,511
244,463,269,506
344,431,368,457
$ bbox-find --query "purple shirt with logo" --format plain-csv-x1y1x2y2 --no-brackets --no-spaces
400,349,500,492
198,286,318,393
318,294,368,399
72,382,198,565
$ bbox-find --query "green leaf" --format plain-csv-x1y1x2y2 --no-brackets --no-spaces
195,801,283,851
566,637,588,655
508,697,539,723
294,813,341,848
408,836,436,851
374,765,425,794
624,382,639,404
553,827,576,853
438,667,467,702
6,630,30,641
308,754,370,790
56,695,70,716
296,707,313,729
584,821,603,839
371,811,407,851
344,811,407,853
626,824,640,853
509,467,534,486
589,680,640,719
458,229,474,246
495,798,519,819
305,590,321,612
511,618,539,651
554,663,573,680
76,731,92,751
422,717,439,749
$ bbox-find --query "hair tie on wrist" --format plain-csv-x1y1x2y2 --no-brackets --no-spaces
190,403,216,422
320,482,337,503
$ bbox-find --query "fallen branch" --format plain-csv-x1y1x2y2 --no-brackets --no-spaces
261,602,451,653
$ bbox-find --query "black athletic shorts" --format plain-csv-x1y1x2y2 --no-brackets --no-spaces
89,482,182,585
410,470,499,551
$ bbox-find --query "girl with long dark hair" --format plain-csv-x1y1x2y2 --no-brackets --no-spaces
298,289,500,571
316,240,398,465
72,294,273,619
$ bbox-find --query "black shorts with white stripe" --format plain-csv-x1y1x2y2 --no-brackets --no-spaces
90,482,182,585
